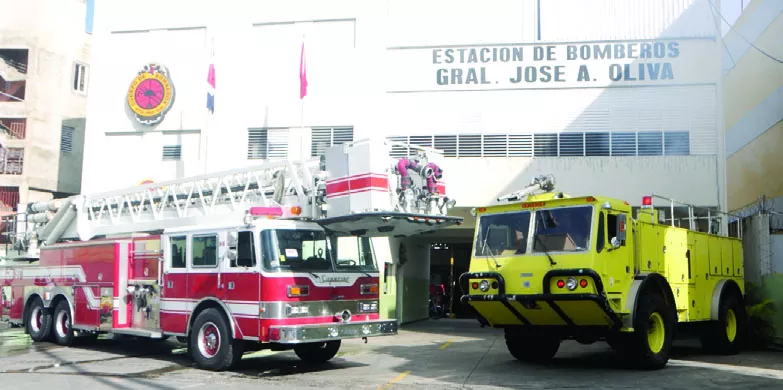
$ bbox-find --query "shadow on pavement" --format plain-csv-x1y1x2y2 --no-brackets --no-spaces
380,318,783,387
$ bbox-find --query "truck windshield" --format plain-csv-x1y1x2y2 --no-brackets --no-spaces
261,230,378,273
473,211,532,257
330,236,378,273
532,205,593,253
262,229,334,272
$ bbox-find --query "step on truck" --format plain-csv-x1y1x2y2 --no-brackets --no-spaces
459,174,745,370
0,138,462,371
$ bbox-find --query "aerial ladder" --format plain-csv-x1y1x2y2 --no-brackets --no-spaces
1,138,463,262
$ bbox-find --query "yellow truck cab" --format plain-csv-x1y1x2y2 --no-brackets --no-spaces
460,175,746,370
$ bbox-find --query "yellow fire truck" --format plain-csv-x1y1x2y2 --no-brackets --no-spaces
459,175,745,370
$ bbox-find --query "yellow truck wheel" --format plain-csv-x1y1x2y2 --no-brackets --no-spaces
700,291,746,355
623,292,674,370
504,327,560,362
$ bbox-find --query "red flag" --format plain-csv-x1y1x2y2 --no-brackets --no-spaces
299,41,308,99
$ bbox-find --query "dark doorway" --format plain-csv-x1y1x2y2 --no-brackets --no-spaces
429,242,474,319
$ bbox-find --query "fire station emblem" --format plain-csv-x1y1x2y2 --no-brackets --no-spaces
126,63,175,126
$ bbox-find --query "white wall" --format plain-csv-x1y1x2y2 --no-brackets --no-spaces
81,0,724,213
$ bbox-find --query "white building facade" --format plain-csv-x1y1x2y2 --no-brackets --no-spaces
82,0,727,323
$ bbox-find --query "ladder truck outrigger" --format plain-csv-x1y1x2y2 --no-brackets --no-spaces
0,139,462,371
460,174,746,370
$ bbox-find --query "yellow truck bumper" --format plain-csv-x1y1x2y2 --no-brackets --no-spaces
460,270,622,329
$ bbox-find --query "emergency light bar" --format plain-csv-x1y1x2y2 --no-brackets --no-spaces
249,206,284,216
641,195,653,208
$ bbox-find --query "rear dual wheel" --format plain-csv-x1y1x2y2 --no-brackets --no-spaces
52,300,75,346
700,291,746,355
25,297,52,342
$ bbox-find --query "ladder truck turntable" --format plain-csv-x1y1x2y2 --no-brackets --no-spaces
460,174,746,370
0,139,462,371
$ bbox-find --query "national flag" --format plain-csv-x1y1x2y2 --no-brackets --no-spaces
206,54,216,113
299,40,308,99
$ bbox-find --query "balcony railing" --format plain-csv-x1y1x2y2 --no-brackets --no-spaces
0,118,26,139
0,147,24,175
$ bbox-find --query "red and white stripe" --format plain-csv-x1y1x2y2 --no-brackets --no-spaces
325,173,389,199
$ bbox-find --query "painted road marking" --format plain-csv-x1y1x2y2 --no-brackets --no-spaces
669,359,783,380
378,370,410,389
439,339,454,350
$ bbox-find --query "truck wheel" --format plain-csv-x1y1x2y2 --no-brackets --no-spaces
26,297,52,342
504,328,560,362
189,308,244,371
52,300,75,346
294,340,341,364
700,291,746,355
627,293,674,370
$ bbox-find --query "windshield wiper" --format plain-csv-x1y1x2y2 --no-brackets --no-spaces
536,213,557,267
480,224,502,269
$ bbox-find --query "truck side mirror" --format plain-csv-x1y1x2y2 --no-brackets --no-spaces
615,214,627,244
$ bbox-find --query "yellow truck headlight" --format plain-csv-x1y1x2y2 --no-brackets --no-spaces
479,280,490,292
565,277,578,291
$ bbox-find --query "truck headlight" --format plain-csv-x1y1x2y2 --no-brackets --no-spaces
565,277,577,291
479,280,490,292
359,301,378,313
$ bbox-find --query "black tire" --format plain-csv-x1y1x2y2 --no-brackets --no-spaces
504,327,561,362
189,308,244,371
52,300,75,346
25,297,52,342
623,293,675,370
294,340,341,364
700,291,746,355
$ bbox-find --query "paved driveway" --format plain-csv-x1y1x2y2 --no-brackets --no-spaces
1,320,783,389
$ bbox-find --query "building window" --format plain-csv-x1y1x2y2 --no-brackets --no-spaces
162,145,181,161
610,132,637,156
637,132,663,156
585,132,610,156
387,130,693,158
85,0,95,34
433,135,457,157
0,49,28,103
60,126,74,154
247,128,288,160
0,118,26,139
533,133,558,157
0,147,24,175
73,63,88,94
311,127,353,157
663,132,690,156
558,133,584,156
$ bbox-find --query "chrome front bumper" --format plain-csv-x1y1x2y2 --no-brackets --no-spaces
270,320,398,344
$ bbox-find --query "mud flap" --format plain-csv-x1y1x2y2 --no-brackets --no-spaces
318,212,463,237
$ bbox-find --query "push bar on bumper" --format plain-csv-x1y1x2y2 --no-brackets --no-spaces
268,320,398,344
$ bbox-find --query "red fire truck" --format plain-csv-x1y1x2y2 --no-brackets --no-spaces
0,139,461,371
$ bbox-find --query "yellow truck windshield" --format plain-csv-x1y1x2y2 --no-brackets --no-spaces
532,205,593,252
474,211,531,257
473,204,594,257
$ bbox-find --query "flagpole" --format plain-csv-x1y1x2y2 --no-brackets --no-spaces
300,33,306,159
205,36,214,173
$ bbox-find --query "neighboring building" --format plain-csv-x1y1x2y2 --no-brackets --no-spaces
0,0,92,227
83,0,725,323
721,0,783,342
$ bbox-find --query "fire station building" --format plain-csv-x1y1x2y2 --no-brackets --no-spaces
81,0,727,324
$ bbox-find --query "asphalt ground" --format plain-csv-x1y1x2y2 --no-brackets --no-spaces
1,320,783,389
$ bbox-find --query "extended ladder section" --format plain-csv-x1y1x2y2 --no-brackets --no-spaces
1,139,464,260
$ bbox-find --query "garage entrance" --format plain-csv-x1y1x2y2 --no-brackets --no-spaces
429,242,475,319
